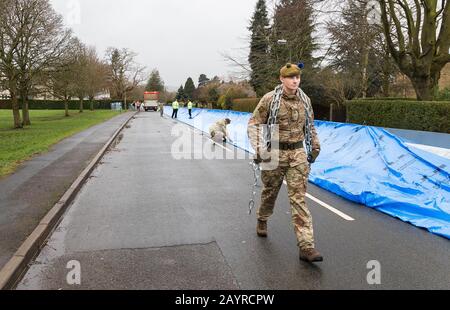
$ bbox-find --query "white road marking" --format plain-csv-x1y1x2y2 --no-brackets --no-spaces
179,121,354,221
283,180,355,221
184,126,234,153
207,138,234,153
405,143,450,159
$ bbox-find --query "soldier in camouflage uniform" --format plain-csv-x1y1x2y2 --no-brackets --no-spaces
209,118,231,143
247,63,322,263
158,102,164,117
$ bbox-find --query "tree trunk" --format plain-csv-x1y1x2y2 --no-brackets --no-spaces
21,96,31,126
19,79,31,126
360,48,369,99
382,50,391,97
11,92,22,129
382,76,390,97
65,98,69,117
329,104,334,122
79,98,84,113
410,73,439,101
89,97,94,111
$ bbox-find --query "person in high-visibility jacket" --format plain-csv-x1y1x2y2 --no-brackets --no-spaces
187,101,193,119
171,100,179,119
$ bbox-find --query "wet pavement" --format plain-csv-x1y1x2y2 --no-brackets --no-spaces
16,112,450,290
0,112,134,270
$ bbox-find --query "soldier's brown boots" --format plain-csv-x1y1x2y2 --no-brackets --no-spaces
299,248,323,263
256,220,267,237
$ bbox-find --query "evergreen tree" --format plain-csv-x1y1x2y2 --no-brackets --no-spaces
248,0,270,96
184,77,196,100
146,69,165,92
327,0,396,98
268,0,318,89
207,87,220,105
176,85,185,100
198,74,210,87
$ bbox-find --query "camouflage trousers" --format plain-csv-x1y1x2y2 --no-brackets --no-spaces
257,162,315,250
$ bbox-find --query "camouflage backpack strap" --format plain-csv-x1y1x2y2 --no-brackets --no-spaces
297,87,314,163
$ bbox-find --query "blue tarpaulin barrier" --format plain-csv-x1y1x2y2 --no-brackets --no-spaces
164,107,450,239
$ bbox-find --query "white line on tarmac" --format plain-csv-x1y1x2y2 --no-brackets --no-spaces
206,138,234,153
181,123,354,221
405,142,450,159
283,180,355,221
185,126,234,153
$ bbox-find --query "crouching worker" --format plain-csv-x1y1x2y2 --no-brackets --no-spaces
209,118,232,144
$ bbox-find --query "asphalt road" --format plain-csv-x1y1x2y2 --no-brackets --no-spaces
17,112,450,290
0,112,134,270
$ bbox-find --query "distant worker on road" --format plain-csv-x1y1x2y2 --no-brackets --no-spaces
209,118,232,144
187,100,193,119
172,99,179,119
158,102,164,117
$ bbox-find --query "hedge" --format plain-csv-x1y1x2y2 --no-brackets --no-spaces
353,97,417,101
231,97,347,122
0,99,123,110
232,98,260,113
438,87,450,101
346,99,450,133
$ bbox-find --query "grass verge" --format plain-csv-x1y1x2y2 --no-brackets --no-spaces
0,110,123,178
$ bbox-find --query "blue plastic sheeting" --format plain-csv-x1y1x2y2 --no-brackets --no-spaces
165,107,254,152
164,107,450,239
309,121,450,239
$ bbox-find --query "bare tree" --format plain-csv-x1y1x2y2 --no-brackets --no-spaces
315,67,348,105
378,0,450,100
159,89,176,104
326,0,388,98
105,47,146,109
70,44,108,112
46,38,80,117
127,84,146,102
372,31,399,97
0,0,24,128
72,41,89,113
334,1,367,97
0,0,72,128
84,47,109,110
19,0,71,124
221,51,252,80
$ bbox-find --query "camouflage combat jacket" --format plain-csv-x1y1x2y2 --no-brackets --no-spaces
248,90,321,167
209,119,229,137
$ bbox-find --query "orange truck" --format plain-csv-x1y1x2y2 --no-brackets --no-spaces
143,91,159,111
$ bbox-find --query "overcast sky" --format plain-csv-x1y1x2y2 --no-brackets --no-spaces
50,0,257,90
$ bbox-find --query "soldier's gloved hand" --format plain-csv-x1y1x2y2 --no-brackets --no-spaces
253,154,263,165
255,150,273,164
308,149,320,163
